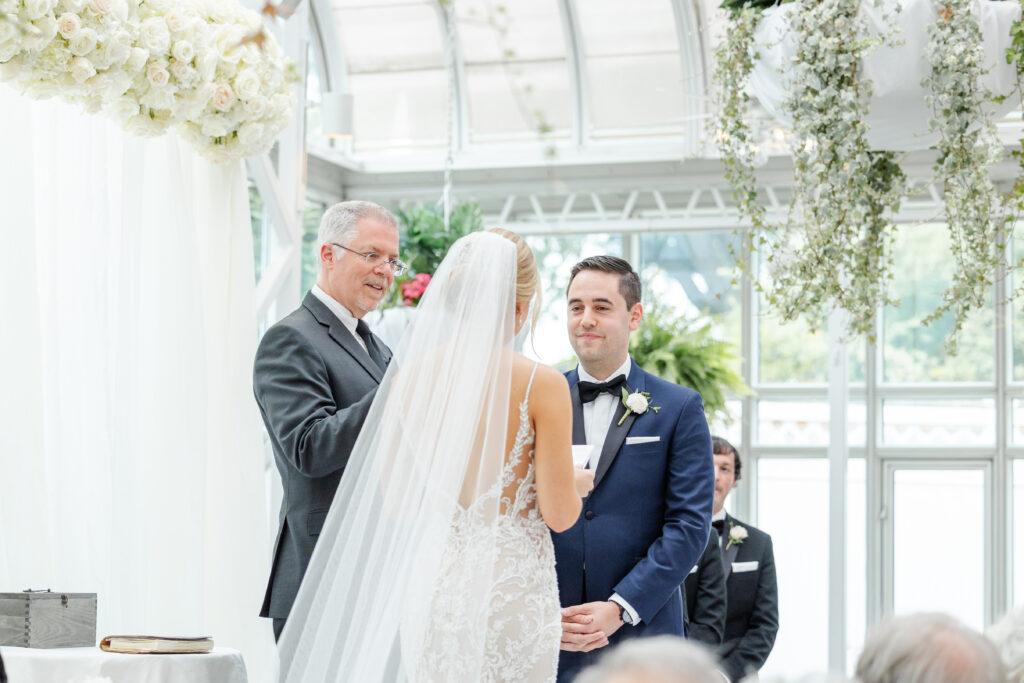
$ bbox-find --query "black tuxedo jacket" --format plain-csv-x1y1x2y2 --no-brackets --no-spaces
717,513,779,682
683,528,726,646
253,292,391,621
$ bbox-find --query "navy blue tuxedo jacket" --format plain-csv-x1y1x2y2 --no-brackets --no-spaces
553,360,715,680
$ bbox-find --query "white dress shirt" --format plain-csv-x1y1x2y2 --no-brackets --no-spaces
577,357,632,471
577,358,641,626
311,284,367,353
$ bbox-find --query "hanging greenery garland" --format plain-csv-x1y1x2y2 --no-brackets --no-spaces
716,0,1021,349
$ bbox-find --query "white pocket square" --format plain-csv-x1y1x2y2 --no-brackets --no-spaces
732,561,759,573
625,436,660,445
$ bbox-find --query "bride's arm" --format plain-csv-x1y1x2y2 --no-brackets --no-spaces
531,366,590,532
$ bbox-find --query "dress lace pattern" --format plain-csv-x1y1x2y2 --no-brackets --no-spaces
418,364,560,682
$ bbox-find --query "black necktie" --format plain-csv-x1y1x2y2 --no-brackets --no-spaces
578,375,627,404
355,319,386,372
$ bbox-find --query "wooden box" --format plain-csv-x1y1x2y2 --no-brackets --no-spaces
0,591,97,648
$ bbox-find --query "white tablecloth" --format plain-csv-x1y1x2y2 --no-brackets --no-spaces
0,645,248,683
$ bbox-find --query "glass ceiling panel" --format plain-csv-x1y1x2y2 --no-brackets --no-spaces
455,0,571,142
575,0,686,134
333,1,448,152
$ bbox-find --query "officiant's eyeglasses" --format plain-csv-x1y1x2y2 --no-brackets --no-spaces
332,243,408,277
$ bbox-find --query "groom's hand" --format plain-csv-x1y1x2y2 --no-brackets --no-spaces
559,602,622,652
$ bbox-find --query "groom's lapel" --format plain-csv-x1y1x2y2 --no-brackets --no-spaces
593,363,645,489
569,380,587,446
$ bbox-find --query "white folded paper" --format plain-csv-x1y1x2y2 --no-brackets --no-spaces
571,444,596,468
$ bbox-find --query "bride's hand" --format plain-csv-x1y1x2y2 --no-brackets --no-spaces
574,467,595,498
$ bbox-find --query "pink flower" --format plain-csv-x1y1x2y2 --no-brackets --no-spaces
415,273,431,285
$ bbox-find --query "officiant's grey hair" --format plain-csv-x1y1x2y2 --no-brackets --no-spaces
316,200,398,273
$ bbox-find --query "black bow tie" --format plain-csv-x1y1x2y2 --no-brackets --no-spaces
712,519,725,533
578,375,627,404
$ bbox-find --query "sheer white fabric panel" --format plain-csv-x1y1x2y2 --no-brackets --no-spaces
0,88,275,683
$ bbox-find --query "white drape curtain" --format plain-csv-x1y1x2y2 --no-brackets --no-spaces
0,88,275,683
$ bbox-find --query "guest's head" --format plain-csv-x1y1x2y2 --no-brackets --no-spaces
316,200,401,318
856,612,1004,683
711,435,741,514
0,649,6,683
573,636,722,683
566,255,642,379
986,607,1024,682
487,227,541,334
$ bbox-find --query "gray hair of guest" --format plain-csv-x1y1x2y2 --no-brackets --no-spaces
986,606,1024,682
855,612,1005,683
573,636,722,683
316,200,398,274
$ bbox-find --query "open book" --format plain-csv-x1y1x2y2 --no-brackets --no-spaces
100,635,213,654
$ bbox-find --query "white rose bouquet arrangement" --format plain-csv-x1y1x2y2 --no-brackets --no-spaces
0,0,294,161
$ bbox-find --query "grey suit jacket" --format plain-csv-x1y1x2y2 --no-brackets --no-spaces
254,292,391,620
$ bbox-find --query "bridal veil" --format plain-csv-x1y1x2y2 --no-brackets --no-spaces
278,231,518,682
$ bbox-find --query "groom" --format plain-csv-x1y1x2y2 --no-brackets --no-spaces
553,256,715,682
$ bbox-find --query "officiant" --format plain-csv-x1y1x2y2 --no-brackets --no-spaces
253,200,402,640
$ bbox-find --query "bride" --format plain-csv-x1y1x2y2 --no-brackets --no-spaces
277,228,594,682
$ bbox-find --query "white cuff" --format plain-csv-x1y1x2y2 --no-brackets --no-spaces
609,593,640,626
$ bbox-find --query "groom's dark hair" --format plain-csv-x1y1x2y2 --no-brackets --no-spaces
568,256,642,309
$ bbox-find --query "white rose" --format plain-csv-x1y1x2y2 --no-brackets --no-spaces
56,12,80,38
139,16,170,54
68,27,97,56
176,121,203,145
70,55,95,81
200,114,231,137
141,87,175,110
104,94,139,121
205,145,232,164
233,68,259,101
0,20,16,45
25,79,60,98
0,56,23,81
211,83,234,112
86,0,110,14
195,49,217,81
236,120,262,147
32,15,58,43
59,0,85,13
86,73,109,92
169,60,195,84
24,0,54,21
164,10,187,32
143,0,171,12
729,525,748,542
213,25,241,63
270,92,291,117
102,29,131,65
245,95,267,118
170,39,193,63
624,392,649,415
146,62,169,86
126,46,148,72
125,112,163,137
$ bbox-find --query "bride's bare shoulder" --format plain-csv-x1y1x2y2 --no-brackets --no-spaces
510,353,568,394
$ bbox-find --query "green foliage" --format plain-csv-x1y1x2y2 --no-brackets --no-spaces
719,0,779,18
628,306,752,425
379,201,484,309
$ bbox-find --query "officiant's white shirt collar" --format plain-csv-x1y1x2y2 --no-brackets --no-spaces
311,285,367,353
712,509,728,523
577,357,632,385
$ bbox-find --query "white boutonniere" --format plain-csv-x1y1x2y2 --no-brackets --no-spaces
726,523,748,550
618,388,661,426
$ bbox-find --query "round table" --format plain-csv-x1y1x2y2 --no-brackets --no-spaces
0,645,248,683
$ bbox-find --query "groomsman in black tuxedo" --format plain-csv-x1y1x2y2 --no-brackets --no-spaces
712,436,779,681
682,526,727,646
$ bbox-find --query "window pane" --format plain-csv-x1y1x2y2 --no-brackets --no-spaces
1015,461,1024,604
301,200,326,295
883,223,994,382
882,399,995,446
893,468,984,630
1014,231,1024,381
1014,398,1024,445
522,234,623,365
758,459,828,677
755,401,864,447
709,399,743,449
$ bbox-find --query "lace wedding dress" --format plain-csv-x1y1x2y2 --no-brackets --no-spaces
418,364,560,682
